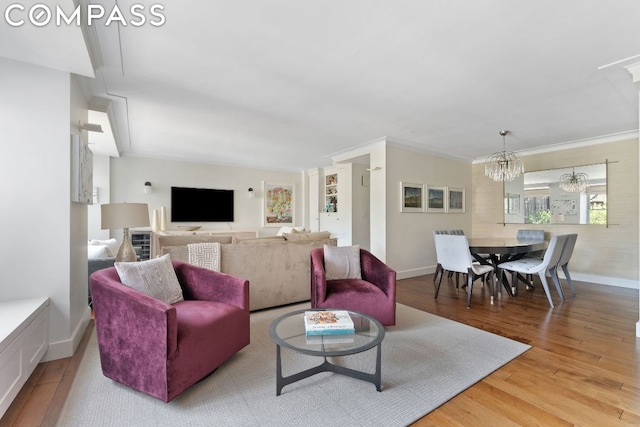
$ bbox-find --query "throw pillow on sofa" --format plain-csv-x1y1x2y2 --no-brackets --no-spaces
276,226,305,236
187,242,221,272
115,254,184,304
89,238,120,258
323,244,362,280
88,244,113,259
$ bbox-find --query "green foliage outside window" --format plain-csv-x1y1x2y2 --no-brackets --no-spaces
527,209,551,224
590,207,607,224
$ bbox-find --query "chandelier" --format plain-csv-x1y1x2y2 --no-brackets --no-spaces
484,130,524,182
559,167,589,192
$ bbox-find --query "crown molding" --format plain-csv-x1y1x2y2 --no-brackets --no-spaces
624,62,640,82
329,135,471,165
472,130,639,164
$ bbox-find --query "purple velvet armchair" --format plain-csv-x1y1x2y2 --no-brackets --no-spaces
310,248,396,326
90,261,250,402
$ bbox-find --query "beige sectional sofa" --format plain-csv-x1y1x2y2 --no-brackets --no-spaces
158,232,337,311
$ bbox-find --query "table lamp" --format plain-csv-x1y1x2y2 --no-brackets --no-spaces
101,203,150,262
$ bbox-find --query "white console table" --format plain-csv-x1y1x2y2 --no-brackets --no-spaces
0,297,49,418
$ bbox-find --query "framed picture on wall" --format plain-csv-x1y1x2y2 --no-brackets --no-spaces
262,182,295,227
448,187,465,213
400,182,424,212
427,185,447,213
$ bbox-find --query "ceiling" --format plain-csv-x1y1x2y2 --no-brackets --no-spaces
4,1,640,171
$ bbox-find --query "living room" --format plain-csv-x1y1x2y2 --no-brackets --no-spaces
1,2,639,425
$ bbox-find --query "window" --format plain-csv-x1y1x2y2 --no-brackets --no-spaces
524,195,550,224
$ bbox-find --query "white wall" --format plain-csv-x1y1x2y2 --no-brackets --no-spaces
108,156,303,237
0,58,90,360
369,144,388,261
351,163,370,250
88,155,111,240
385,144,473,279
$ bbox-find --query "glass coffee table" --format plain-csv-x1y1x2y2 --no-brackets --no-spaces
269,308,385,396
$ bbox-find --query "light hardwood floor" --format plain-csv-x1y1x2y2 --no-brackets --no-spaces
1,274,638,426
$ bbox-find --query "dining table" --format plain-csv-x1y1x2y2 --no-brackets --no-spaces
467,238,547,297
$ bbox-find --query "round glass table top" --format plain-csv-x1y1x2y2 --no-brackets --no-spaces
269,308,384,357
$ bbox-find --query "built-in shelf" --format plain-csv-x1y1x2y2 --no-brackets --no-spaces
325,173,338,213
131,231,151,260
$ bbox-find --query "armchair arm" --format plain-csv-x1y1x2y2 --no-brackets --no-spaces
172,261,249,311
310,248,327,306
360,249,397,298
90,267,178,361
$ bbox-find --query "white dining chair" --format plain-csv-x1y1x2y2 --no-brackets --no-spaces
434,234,495,308
550,233,578,298
432,230,450,284
499,234,569,308
516,228,546,286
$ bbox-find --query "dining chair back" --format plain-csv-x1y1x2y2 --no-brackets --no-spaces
499,234,569,307
432,230,450,284
516,229,546,285
516,229,544,240
434,234,495,307
551,233,578,297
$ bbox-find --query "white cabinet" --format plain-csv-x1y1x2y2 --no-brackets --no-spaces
0,298,49,418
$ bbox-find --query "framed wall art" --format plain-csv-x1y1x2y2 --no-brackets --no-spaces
448,187,465,213
400,182,424,212
262,182,295,227
427,185,447,213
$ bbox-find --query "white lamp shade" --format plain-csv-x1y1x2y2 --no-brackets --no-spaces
101,203,150,230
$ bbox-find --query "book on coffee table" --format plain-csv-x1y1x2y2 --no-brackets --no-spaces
305,333,355,344
304,310,355,335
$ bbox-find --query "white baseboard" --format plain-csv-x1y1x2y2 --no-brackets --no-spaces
564,272,639,289
42,307,91,362
396,266,434,280
396,266,639,289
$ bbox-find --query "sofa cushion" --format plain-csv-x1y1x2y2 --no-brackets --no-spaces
88,244,112,259
115,254,184,304
233,236,285,244
158,234,233,247
323,244,362,280
283,231,331,241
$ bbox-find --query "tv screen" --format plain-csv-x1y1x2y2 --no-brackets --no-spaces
171,187,234,222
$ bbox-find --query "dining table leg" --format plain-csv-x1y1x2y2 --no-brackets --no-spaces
473,254,515,298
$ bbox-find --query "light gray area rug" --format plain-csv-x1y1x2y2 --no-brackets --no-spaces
57,303,529,426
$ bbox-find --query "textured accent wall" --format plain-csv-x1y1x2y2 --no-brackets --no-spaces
472,138,639,285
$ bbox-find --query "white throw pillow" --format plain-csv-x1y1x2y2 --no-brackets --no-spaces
88,244,112,259
323,244,362,280
114,254,184,304
90,238,120,258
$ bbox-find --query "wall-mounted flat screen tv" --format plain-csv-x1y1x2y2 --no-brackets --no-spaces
171,186,234,222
